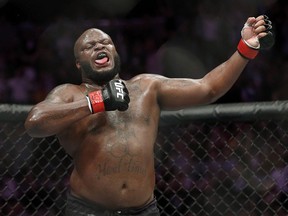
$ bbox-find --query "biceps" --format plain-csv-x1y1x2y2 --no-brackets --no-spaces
157,78,213,109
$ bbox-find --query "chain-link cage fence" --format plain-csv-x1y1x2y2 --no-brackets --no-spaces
1,102,288,216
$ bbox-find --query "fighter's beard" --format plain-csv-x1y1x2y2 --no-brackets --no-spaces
82,55,121,85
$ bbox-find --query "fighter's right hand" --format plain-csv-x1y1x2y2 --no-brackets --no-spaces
86,79,130,113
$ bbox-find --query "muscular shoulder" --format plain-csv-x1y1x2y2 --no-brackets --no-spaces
45,83,82,103
49,83,80,94
128,73,167,87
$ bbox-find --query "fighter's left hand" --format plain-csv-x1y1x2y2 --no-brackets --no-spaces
241,15,274,50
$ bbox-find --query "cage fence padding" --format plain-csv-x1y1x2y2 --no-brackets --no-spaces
0,101,288,216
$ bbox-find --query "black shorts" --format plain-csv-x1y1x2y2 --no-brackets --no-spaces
65,192,160,216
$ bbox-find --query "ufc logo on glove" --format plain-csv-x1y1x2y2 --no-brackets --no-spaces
114,82,124,100
87,79,130,113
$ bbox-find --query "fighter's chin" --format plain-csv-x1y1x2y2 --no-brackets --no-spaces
94,66,116,77
89,69,118,84
94,64,113,72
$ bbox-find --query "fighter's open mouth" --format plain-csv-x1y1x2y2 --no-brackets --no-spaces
95,52,109,65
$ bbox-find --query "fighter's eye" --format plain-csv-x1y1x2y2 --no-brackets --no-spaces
102,39,110,45
83,45,93,51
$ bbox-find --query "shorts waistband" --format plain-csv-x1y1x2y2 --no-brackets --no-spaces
66,192,158,215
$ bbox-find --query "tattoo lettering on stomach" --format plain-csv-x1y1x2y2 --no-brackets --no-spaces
95,156,146,180
95,127,147,180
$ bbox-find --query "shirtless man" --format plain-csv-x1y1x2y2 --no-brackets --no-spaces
25,15,273,215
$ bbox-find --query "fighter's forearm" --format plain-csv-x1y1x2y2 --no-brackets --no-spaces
202,51,249,102
25,98,90,137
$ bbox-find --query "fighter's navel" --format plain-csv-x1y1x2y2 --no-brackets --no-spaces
121,182,127,190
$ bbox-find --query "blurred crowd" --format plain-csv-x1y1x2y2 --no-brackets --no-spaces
0,0,287,105
155,121,288,215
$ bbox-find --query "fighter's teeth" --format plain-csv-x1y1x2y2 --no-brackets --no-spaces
97,53,107,59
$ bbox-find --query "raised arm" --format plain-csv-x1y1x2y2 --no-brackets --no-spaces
157,15,273,110
25,84,90,138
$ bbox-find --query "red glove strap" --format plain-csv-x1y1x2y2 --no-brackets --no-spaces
88,91,105,113
237,39,259,60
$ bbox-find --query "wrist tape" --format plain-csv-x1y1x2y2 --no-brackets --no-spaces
86,91,105,113
237,39,259,60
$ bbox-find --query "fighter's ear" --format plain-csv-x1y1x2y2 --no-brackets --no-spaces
75,60,81,70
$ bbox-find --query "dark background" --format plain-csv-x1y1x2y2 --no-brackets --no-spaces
0,0,287,104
